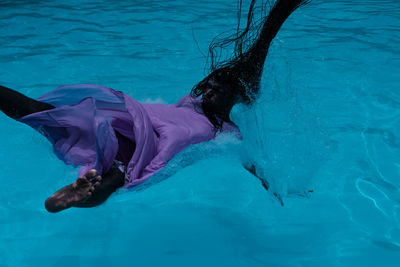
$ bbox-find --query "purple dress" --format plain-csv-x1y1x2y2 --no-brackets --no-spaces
18,84,236,188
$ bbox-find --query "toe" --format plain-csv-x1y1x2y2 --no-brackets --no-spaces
85,169,98,179
87,174,102,183
93,175,102,182
73,177,89,188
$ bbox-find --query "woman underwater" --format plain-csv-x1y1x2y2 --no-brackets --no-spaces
0,0,309,212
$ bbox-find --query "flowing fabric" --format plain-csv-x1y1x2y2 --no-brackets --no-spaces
18,84,232,188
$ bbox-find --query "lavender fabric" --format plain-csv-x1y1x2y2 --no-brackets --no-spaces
18,84,230,188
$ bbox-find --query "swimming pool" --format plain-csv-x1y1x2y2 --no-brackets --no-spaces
1,0,399,266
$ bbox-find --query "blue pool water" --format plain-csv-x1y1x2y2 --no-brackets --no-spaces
1,0,400,266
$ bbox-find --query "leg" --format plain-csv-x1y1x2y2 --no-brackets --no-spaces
74,166,125,208
44,166,125,213
0,85,54,119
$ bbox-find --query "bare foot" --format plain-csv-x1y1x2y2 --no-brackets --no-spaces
74,165,125,208
44,170,102,213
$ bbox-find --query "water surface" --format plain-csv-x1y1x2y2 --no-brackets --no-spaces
0,0,399,266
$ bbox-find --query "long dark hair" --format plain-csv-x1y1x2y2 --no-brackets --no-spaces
191,0,310,130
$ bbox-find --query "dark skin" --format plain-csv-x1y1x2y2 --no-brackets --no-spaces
0,83,234,213
45,80,236,212
1,0,309,212
44,170,102,213
202,80,236,118
202,83,277,198
44,167,125,212
0,84,231,213
0,83,278,212
0,85,125,212
45,82,235,213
